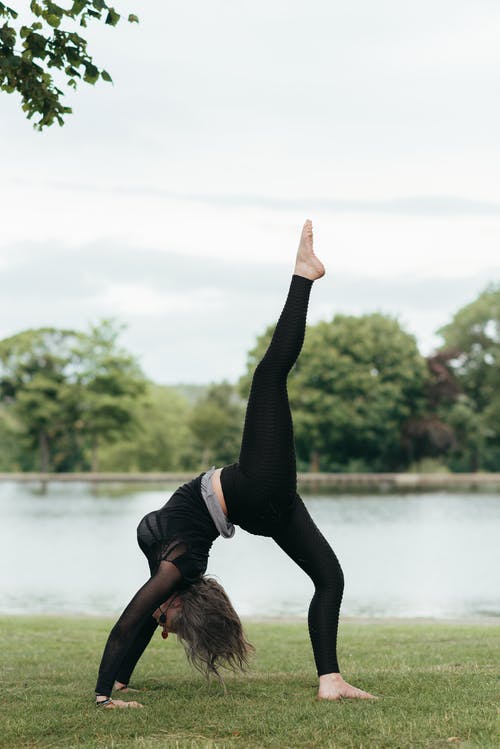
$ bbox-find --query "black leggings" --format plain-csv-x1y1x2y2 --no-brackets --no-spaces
225,274,344,675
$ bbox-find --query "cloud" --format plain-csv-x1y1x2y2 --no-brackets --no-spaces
176,194,500,217
0,240,496,383
1,0,499,383
10,178,500,216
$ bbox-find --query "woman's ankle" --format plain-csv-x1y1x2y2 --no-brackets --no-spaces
319,672,343,683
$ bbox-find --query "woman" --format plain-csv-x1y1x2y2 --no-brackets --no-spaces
95,221,375,707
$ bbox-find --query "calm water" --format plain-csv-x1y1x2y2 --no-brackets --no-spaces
1,482,499,619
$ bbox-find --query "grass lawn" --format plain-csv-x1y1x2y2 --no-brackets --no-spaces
1,616,498,749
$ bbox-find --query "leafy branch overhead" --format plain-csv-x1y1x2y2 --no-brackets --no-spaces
0,1,138,129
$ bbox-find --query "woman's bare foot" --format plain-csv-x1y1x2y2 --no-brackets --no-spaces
317,673,378,701
294,220,325,281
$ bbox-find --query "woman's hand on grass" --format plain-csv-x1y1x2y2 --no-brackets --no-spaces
108,699,144,708
97,698,144,709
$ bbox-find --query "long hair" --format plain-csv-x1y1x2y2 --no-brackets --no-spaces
174,576,254,683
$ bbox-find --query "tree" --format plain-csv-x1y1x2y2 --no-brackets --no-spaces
0,327,80,471
400,349,460,467
240,314,427,472
436,284,500,470
438,284,499,412
97,384,193,472
0,1,138,129
0,401,29,470
68,319,146,471
0,321,146,472
188,382,245,469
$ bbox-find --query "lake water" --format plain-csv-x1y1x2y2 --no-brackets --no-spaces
1,482,499,620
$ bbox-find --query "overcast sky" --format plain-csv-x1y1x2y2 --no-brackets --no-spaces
1,0,499,384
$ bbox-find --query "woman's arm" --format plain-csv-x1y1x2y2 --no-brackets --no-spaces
113,614,158,688
95,560,182,706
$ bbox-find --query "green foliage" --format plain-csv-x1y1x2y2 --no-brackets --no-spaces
407,457,451,474
399,351,458,468
172,383,209,405
437,284,500,470
0,319,243,474
439,284,500,408
0,402,30,469
88,380,245,473
0,327,81,470
188,381,245,469
0,321,146,471
98,383,193,472
68,319,146,471
1,284,499,474
0,1,138,129
240,314,427,471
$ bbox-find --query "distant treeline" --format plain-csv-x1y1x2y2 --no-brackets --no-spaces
0,284,499,474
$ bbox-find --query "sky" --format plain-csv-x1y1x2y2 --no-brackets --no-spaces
1,0,499,384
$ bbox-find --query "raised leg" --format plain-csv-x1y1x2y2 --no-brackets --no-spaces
238,221,323,486
238,272,312,498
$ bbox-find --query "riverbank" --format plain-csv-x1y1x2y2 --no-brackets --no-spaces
1,471,500,491
2,616,498,749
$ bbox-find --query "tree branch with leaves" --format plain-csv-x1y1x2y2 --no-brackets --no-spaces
0,1,138,129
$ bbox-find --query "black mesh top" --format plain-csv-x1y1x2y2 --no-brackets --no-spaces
136,472,219,582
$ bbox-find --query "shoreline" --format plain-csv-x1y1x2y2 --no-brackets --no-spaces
247,614,500,625
1,471,500,492
1,612,498,625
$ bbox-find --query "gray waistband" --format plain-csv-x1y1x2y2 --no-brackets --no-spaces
200,466,235,539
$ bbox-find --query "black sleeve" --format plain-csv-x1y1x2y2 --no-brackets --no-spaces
95,560,182,696
114,614,158,686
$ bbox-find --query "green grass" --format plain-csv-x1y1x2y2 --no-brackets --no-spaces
1,617,498,749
